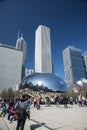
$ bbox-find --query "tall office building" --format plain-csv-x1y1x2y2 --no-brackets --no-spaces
16,33,27,78
62,46,86,89
82,54,87,79
35,25,52,73
25,69,35,76
0,44,23,91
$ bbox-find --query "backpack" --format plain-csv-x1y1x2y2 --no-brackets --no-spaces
17,105,27,119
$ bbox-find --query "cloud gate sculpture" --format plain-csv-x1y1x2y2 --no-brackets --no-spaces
20,73,68,92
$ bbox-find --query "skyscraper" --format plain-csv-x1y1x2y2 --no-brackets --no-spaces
35,25,52,73
16,32,27,78
0,44,23,91
82,54,87,79
62,46,86,89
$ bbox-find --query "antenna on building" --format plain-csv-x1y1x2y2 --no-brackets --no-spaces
17,30,20,39
21,33,23,38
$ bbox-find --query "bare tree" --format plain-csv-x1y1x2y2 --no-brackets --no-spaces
7,87,15,99
14,90,20,97
0,88,7,99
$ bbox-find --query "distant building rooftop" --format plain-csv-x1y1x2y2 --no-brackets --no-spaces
0,43,21,51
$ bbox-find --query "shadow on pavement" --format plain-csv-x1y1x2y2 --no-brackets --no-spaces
30,119,56,130
30,123,45,130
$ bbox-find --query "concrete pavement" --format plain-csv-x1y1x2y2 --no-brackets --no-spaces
30,104,87,130
0,104,87,130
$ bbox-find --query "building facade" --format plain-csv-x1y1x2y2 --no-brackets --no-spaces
25,69,35,76
0,44,23,91
35,25,52,73
16,34,27,78
62,46,86,89
82,54,87,79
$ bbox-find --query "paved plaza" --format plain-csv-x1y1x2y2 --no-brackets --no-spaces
0,104,87,130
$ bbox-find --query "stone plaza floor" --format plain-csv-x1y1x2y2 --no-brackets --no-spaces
0,104,87,130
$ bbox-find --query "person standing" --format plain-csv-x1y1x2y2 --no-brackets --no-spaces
78,94,82,107
63,95,68,108
55,96,60,107
15,94,30,130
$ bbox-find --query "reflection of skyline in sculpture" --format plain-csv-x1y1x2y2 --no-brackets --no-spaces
20,73,68,92
72,78,87,93
76,78,87,87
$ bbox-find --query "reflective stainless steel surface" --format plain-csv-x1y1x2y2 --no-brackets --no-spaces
20,73,68,92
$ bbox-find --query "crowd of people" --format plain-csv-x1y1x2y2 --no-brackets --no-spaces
0,94,30,130
0,91,87,130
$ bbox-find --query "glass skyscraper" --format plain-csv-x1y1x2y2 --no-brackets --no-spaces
35,25,52,73
82,54,87,79
62,46,86,89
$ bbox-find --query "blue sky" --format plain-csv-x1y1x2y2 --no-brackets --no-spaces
0,0,87,80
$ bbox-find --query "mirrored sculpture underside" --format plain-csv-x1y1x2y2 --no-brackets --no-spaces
20,73,68,92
